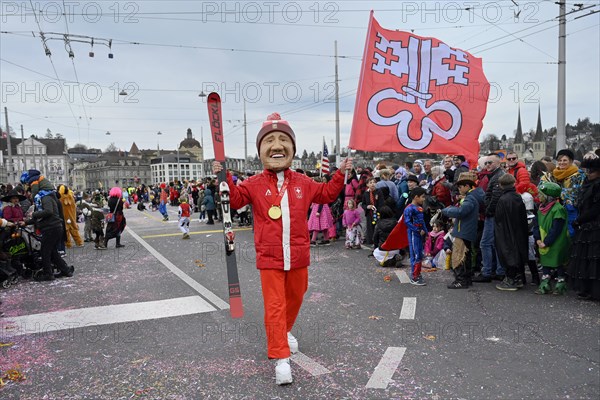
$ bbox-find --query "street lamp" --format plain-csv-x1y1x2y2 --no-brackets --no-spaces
198,91,207,98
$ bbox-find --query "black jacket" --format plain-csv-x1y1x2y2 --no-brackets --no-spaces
485,167,506,217
28,192,63,232
494,187,528,268
373,217,398,249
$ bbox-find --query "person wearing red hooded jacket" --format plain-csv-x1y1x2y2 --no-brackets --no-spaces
213,113,352,385
506,151,531,192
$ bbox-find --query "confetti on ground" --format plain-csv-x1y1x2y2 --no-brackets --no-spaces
194,259,205,268
3,365,26,382
0,342,15,348
383,275,392,282
368,315,383,320
424,335,436,341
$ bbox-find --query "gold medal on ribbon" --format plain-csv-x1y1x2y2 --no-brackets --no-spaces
268,205,282,220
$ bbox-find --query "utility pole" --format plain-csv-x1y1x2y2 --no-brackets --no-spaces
20,124,26,171
30,131,36,170
334,40,341,168
556,1,567,151
243,99,247,170
4,107,13,183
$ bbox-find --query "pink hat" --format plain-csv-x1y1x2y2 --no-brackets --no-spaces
256,112,296,153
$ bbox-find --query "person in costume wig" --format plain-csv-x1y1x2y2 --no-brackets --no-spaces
213,113,351,385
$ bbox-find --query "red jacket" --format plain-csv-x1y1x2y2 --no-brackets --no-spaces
430,177,452,207
508,161,531,190
227,168,345,271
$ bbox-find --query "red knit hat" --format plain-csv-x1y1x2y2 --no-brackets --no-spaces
256,113,296,153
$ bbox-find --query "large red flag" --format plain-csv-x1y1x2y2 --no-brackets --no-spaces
381,215,409,251
350,12,489,165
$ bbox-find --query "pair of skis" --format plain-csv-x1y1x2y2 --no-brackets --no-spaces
206,93,243,318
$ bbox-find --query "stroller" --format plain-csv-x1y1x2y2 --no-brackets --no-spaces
2,226,45,283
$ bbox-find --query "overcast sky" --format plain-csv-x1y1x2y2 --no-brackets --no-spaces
1,0,598,159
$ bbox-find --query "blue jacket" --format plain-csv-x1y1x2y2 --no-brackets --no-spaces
441,187,484,242
201,188,216,211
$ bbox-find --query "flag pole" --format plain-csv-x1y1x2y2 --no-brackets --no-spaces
320,137,324,178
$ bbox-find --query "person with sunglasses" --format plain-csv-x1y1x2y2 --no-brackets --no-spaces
505,152,531,193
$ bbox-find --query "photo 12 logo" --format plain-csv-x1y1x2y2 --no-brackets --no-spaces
399,1,540,24
1,1,140,24
198,1,340,24
1,81,140,104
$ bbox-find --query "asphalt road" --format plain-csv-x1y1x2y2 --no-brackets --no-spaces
1,205,598,399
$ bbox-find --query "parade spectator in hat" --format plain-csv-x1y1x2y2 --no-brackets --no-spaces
212,112,351,385
1,189,26,224
442,171,484,288
452,155,469,183
20,170,74,281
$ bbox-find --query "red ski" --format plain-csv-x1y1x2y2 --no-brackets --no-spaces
207,92,243,318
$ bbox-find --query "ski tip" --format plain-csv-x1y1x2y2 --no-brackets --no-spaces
229,297,244,319
207,92,221,102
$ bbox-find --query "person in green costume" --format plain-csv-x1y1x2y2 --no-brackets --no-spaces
533,181,571,295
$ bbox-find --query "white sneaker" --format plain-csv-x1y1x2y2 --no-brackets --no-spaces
287,332,299,354
275,358,293,385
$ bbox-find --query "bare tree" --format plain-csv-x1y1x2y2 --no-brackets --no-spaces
105,143,118,152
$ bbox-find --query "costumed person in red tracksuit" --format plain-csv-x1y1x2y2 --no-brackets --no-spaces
213,113,352,385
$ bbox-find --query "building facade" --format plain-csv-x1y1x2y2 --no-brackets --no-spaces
150,153,204,184
84,152,151,190
0,136,70,185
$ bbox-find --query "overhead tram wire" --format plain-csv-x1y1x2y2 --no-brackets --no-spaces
466,6,558,61
28,0,81,139
62,0,90,144
467,4,598,52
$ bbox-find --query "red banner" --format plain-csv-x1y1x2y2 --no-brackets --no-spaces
350,13,489,164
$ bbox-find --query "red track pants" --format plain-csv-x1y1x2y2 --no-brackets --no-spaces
259,267,308,359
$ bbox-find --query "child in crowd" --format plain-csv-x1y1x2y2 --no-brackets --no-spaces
404,187,428,285
342,199,362,249
78,193,94,242
1,190,27,277
372,206,404,267
308,178,334,245
534,181,571,295
178,197,192,239
78,195,106,250
521,186,540,285
159,183,169,221
424,220,445,270
308,201,334,245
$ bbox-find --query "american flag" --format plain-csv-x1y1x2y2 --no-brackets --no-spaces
321,141,330,175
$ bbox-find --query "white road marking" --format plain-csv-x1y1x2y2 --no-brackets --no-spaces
291,352,331,376
125,226,230,310
399,297,417,320
3,296,215,337
366,347,407,389
395,270,410,284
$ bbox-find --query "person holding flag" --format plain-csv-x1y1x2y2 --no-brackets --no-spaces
320,139,330,176
212,113,352,385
